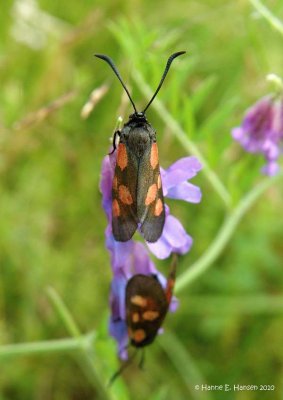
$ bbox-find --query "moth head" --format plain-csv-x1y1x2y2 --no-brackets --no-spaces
128,111,147,123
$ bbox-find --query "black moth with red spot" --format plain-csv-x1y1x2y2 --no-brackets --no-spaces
108,255,177,385
95,51,186,242
126,253,177,348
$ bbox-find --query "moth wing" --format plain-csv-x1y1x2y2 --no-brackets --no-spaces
112,143,138,242
126,274,168,347
137,142,165,243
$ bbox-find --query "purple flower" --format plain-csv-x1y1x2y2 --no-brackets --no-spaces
232,95,283,175
100,152,202,259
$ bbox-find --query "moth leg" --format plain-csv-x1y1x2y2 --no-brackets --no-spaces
138,348,146,370
109,130,121,155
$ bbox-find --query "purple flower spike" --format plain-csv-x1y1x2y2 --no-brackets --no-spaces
232,95,283,175
100,148,202,358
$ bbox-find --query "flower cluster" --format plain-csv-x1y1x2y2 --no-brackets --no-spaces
100,151,202,358
232,95,283,176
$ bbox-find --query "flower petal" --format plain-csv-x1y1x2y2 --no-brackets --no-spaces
261,161,280,176
146,235,173,259
232,95,282,176
262,139,280,160
130,241,156,275
169,296,179,312
162,215,192,250
166,156,202,176
109,318,128,360
162,157,202,193
100,157,113,220
110,273,127,320
166,181,202,203
147,214,193,259
232,127,244,141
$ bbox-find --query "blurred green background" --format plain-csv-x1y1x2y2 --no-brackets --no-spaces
1,0,283,399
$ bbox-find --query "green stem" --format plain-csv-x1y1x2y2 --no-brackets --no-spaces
0,337,81,358
159,331,213,400
47,287,113,400
176,172,283,293
0,332,117,400
47,287,81,338
250,0,283,36
179,295,283,314
132,70,232,208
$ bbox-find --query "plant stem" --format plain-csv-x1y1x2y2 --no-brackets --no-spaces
159,330,213,400
0,332,115,400
250,0,283,36
179,295,283,314
176,172,283,293
47,287,113,400
47,287,81,338
132,70,232,208
0,337,81,358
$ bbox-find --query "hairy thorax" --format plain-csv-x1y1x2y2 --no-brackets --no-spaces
122,124,156,158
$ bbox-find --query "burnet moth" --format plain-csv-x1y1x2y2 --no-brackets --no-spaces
95,51,186,242
109,254,178,384
125,253,177,348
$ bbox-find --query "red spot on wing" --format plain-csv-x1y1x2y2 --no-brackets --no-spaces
113,176,118,191
154,198,163,216
112,199,120,217
145,184,158,206
117,143,128,171
132,313,140,323
150,143,159,169
119,185,133,205
142,310,159,321
133,329,146,343
157,174,162,189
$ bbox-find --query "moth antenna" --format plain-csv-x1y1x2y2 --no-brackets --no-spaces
95,54,138,114
165,253,178,304
143,51,186,113
108,349,138,387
